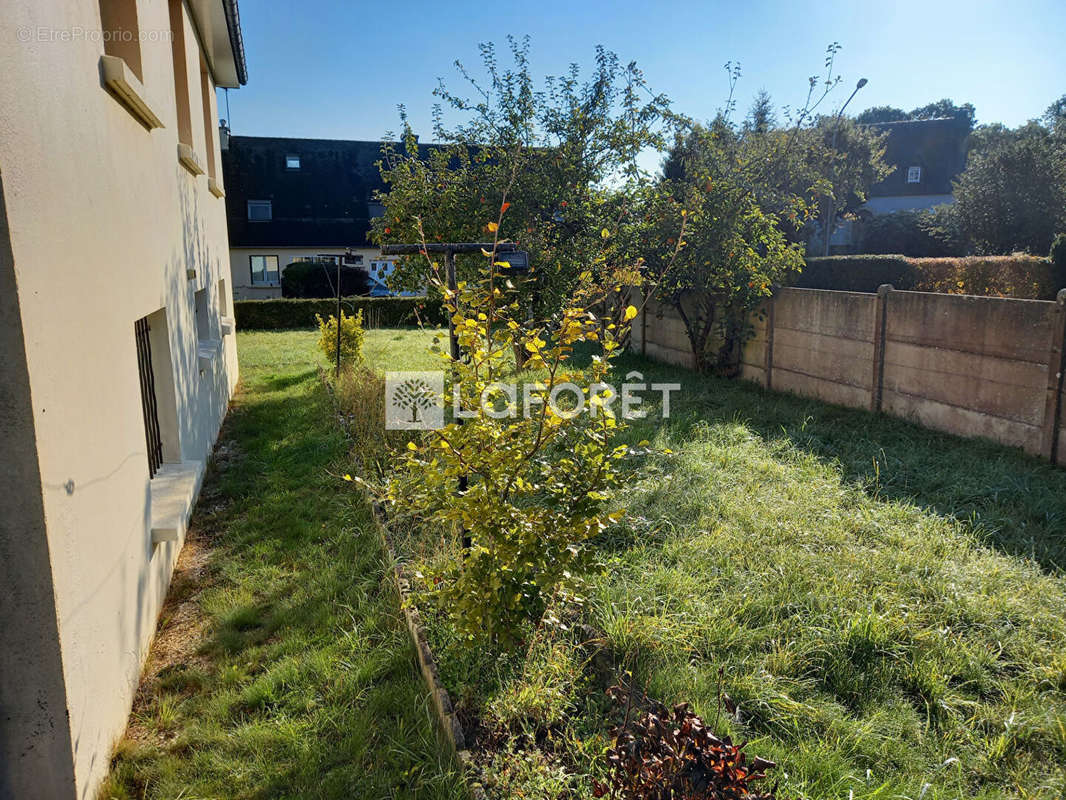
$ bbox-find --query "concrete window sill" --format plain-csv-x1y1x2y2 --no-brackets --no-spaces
100,55,164,129
178,142,205,176
208,178,225,198
197,339,223,372
149,460,204,546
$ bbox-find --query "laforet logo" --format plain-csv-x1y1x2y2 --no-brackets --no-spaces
385,371,445,430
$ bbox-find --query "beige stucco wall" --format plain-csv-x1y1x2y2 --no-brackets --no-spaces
229,246,386,299
0,2,239,797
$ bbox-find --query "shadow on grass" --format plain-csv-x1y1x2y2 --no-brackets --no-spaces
612,351,1066,573
102,352,464,800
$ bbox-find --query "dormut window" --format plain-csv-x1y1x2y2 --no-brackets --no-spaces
200,55,217,179
98,0,142,80
250,255,280,285
285,154,301,170
166,0,192,145
247,200,272,221
907,166,922,184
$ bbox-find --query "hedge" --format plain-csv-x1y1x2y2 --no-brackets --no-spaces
234,297,446,330
280,261,370,298
792,255,915,293
794,254,1060,299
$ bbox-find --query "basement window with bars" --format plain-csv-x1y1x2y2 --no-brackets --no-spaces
134,315,164,478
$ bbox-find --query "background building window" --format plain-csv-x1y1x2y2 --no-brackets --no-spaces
907,166,922,184
250,255,280,285
247,200,272,221
285,154,300,170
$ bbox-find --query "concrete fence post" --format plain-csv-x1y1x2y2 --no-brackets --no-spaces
1039,289,1066,463
764,291,776,390
870,284,893,413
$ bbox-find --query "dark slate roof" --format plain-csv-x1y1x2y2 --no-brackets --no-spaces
222,135,436,248
866,118,970,197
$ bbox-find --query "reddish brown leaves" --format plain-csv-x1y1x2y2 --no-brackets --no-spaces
596,684,780,800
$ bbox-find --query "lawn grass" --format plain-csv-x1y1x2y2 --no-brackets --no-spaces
349,329,1066,800
100,329,465,800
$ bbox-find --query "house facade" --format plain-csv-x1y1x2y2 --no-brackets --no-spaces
0,2,246,798
221,135,401,299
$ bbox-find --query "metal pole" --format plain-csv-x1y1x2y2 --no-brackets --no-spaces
823,124,840,257
444,250,470,550
445,250,460,362
335,257,341,377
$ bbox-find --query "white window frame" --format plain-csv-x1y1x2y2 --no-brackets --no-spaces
249,255,280,286
907,166,922,184
247,200,272,221
285,154,300,170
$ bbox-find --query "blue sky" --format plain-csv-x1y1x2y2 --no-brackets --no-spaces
221,0,1065,143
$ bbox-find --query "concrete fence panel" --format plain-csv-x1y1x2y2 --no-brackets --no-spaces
770,289,878,410
631,286,1066,465
881,292,1056,455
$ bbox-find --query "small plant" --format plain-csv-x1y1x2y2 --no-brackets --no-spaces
595,684,779,800
316,309,365,367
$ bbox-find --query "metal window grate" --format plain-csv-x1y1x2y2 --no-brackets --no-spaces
134,316,164,478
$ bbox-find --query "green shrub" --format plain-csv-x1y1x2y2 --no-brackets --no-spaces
316,309,364,367
860,210,964,257
281,261,369,298
1051,233,1066,292
233,297,445,329
793,255,915,293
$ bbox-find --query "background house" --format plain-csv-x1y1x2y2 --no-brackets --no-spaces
222,135,419,299
864,117,970,214
823,117,970,251
0,1,245,797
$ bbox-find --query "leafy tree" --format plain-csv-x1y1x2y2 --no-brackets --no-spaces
855,98,976,129
854,105,909,125
645,120,806,373
1044,94,1066,135
744,90,777,134
951,120,1066,254
909,98,976,127
646,47,890,374
373,37,671,320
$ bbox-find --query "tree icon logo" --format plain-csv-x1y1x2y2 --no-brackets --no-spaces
385,371,444,430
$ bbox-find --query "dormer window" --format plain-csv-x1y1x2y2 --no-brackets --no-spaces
247,200,272,221
907,166,922,184
285,154,301,170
